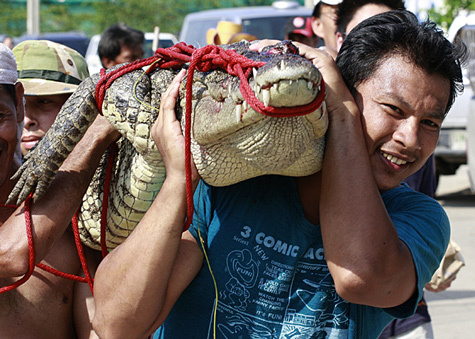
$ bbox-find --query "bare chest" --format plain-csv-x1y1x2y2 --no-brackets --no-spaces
0,269,76,338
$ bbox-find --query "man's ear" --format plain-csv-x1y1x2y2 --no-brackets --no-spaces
311,16,324,39
101,57,114,69
336,31,344,53
14,82,24,123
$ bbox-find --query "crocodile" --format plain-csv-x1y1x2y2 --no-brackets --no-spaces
8,40,328,250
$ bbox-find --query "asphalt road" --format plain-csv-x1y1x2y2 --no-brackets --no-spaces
426,165,475,338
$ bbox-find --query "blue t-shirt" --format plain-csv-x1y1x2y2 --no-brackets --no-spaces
154,176,449,338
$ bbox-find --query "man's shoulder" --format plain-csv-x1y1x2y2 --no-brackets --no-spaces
382,183,440,208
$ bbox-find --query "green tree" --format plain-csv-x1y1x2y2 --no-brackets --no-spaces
92,0,279,36
0,2,26,37
427,0,475,30
1,0,295,37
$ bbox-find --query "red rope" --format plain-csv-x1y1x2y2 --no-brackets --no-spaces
0,194,36,293
100,142,117,258
34,210,93,294
0,196,94,294
0,202,18,209
71,212,94,293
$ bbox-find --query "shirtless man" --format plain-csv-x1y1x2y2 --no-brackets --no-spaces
0,43,119,338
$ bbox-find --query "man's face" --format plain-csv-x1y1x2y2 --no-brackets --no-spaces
354,55,450,191
346,4,394,34
0,84,24,186
103,43,144,69
336,4,394,52
21,93,70,155
312,4,339,59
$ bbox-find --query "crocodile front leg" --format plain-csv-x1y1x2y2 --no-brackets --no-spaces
8,75,100,205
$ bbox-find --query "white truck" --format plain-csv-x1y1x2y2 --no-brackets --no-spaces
434,13,474,183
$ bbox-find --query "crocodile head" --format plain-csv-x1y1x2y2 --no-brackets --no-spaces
180,40,328,186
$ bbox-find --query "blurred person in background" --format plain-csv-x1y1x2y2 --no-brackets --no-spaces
206,21,257,45
335,0,405,52
311,0,343,59
98,23,145,69
2,36,14,49
284,16,320,47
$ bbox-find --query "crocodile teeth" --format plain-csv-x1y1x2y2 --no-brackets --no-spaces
272,83,279,91
281,60,285,70
307,81,313,90
243,100,249,112
253,68,257,79
289,80,293,86
262,88,270,107
236,104,242,122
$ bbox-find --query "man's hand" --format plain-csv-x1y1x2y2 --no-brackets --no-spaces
425,276,456,293
250,40,355,118
151,69,200,187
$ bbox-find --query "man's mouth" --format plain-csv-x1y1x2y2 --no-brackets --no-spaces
21,136,40,150
382,151,408,166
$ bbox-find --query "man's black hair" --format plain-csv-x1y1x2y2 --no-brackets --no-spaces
336,0,406,34
312,2,323,17
336,10,467,114
98,23,145,67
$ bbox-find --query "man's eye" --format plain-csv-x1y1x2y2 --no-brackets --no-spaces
422,120,440,129
384,104,402,115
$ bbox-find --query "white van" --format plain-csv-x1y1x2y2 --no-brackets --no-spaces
434,13,474,181
179,1,312,47
457,15,475,190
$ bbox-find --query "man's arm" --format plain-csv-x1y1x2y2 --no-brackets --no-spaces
93,70,204,339
298,43,417,308
0,116,120,278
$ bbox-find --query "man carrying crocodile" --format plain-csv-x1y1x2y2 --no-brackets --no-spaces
0,43,121,338
93,10,466,338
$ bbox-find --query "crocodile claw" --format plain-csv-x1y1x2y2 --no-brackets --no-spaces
7,76,99,206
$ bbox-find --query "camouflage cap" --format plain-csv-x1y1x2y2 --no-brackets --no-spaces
12,40,89,96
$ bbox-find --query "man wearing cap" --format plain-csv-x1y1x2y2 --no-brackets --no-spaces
0,42,120,338
206,21,258,45
284,16,320,47
12,40,90,155
311,0,343,59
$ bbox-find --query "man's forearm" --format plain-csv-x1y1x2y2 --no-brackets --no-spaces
319,102,415,307
92,176,195,338
0,118,118,277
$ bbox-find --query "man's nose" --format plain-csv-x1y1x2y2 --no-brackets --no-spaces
23,115,38,129
393,119,422,151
